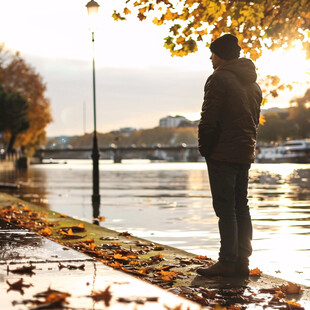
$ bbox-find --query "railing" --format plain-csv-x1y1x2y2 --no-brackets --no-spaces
33,145,201,163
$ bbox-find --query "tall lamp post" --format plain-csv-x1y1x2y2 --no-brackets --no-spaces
86,0,100,220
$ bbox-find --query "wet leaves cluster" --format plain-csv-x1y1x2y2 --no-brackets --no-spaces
169,286,305,309
1,203,306,309
11,286,72,309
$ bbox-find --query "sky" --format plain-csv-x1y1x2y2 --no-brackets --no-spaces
0,0,309,137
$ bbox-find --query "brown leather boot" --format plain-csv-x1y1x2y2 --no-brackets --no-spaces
235,262,250,277
196,261,235,277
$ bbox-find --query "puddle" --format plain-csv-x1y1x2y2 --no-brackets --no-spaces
0,219,92,264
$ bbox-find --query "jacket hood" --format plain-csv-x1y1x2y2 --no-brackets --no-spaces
217,58,257,83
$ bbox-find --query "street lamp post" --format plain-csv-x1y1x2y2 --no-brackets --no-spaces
86,0,100,220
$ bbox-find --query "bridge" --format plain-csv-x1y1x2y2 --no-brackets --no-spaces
33,145,202,163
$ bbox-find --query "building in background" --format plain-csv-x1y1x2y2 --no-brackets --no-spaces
159,115,187,128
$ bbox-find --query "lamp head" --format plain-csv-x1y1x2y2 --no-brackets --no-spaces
86,0,99,17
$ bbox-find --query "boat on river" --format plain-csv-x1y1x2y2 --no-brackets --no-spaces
256,139,310,163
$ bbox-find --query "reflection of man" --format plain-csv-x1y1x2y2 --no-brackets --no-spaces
197,34,262,277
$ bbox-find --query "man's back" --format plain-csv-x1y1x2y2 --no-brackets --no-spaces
199,58,262,163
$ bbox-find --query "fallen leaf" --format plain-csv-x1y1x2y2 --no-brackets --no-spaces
160,270,177,282
38,227,52,236
117,296,159,304
8,264,36,275
45,292,70,304
249,268,262,276
119,231,132,236
280,282,303,294
58,262,85,270
34,287,72,298
7,278,33,295
150,253,164,263
153,245,165,251
286,299,303,309
109,261,123,268
194,255,210,260
88,286,113,306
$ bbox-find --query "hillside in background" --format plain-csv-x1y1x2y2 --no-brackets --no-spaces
46,126,198,149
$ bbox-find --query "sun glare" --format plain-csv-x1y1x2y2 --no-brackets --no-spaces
257,45,310,83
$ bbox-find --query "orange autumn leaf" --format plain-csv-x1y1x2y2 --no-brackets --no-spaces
109,261,123,268
286,299,302,308
23,205,30,211
129,261,140,265
39,227,52,236
126,254,138,259
59,213,67,218
250,268,262,276
160,270,176,281
150,253,164,263
45,292,70,304
137,268,148,275
123,7,131,15
194,255,210,260
275,291,286,299
98,216,105,222
160,270,176,277
88,242,96,251
114,254,129,261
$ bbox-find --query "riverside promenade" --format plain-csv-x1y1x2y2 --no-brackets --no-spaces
1,192,309,310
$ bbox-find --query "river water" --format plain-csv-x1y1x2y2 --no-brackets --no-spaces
1,160,309,286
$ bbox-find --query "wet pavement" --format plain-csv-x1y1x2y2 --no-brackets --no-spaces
1,193,310,309
0,219,204,310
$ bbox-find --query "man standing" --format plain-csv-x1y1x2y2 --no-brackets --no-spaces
197,34,262,277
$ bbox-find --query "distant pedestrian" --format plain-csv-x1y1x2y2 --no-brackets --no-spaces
197,34,262,277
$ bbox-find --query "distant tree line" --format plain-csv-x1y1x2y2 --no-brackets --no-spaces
0,45,52,156
47,127,199,149
47,93,310,150
257,89,310,143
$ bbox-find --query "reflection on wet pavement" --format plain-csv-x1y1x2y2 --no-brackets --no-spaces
0,220,202,310
0,161,309,286
0,219,93,264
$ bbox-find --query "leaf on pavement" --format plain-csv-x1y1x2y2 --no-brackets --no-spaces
88,286,113,306
9,264,36,275
7,278,33,295
249,268,262,276
280,282,303,294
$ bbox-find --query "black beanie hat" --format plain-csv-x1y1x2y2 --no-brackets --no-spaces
210,34,241,60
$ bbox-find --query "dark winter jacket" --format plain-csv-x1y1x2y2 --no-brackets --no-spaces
198,58,262,163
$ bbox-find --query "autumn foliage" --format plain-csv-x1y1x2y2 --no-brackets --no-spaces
114,0,310,60
0,45,52,155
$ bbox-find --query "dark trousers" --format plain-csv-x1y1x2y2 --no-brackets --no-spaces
206,159,252,266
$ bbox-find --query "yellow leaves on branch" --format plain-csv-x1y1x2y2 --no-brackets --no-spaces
259,115,266,126
114,0,310,60
124,7,131,15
